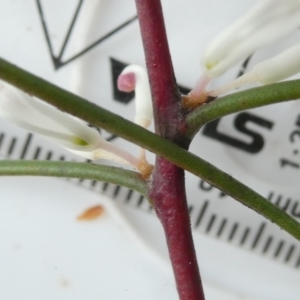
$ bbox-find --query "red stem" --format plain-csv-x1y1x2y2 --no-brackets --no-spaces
135,0,182,138
135,1,205,299
151,160,205,300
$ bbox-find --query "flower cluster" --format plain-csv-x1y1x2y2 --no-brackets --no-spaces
0,75,153,178
191,0,300,102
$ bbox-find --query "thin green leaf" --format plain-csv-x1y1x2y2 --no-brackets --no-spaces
186,81,300,138
0,160,147,197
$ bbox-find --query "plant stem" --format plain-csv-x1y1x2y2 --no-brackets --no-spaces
151,162,204,300
0,59,300,241
135,0,182,139
0,160,147,196
135,1,205,299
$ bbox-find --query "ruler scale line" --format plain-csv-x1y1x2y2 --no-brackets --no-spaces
46,151,52,160
91,180,97,188
291,202,300,218
137,195,144,207
126,189,133,202
295,254,300,268
194,200,209,228
274,240,285,258
102,182,109,192
188,205,194,215
7,138,16,156
33,147,41,160
285,245,295,262
20,133,32,159
216,219,227,237
240,227,250,245
0,133,5,150
113,185,121,197
251,223,266,249
228,223,238,241
205,214,216,233
262,236,273,254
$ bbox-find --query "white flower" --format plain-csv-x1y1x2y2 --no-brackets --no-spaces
117,64,153,163
251,43,300,85
0,80,152,177
208,43,300,97
202,0,300,79
0,81,101,159
117,64,153,128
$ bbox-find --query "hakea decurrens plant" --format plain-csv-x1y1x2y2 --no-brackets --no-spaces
1,1,300,299
0,80,153,178
186,0,300,107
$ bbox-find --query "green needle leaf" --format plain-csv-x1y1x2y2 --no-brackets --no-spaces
0,160,148,197
186,80,300,138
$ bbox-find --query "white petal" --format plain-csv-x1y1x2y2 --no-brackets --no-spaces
203,0,300,78
208,43,300,97
0,81,149,173
118,65,153,128
252,43,300,84
0,81,104,158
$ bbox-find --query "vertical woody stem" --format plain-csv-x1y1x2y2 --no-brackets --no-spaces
135,0,205,299
135,0,182,138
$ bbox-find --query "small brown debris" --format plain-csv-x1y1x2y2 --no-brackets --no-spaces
77,205,104,221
